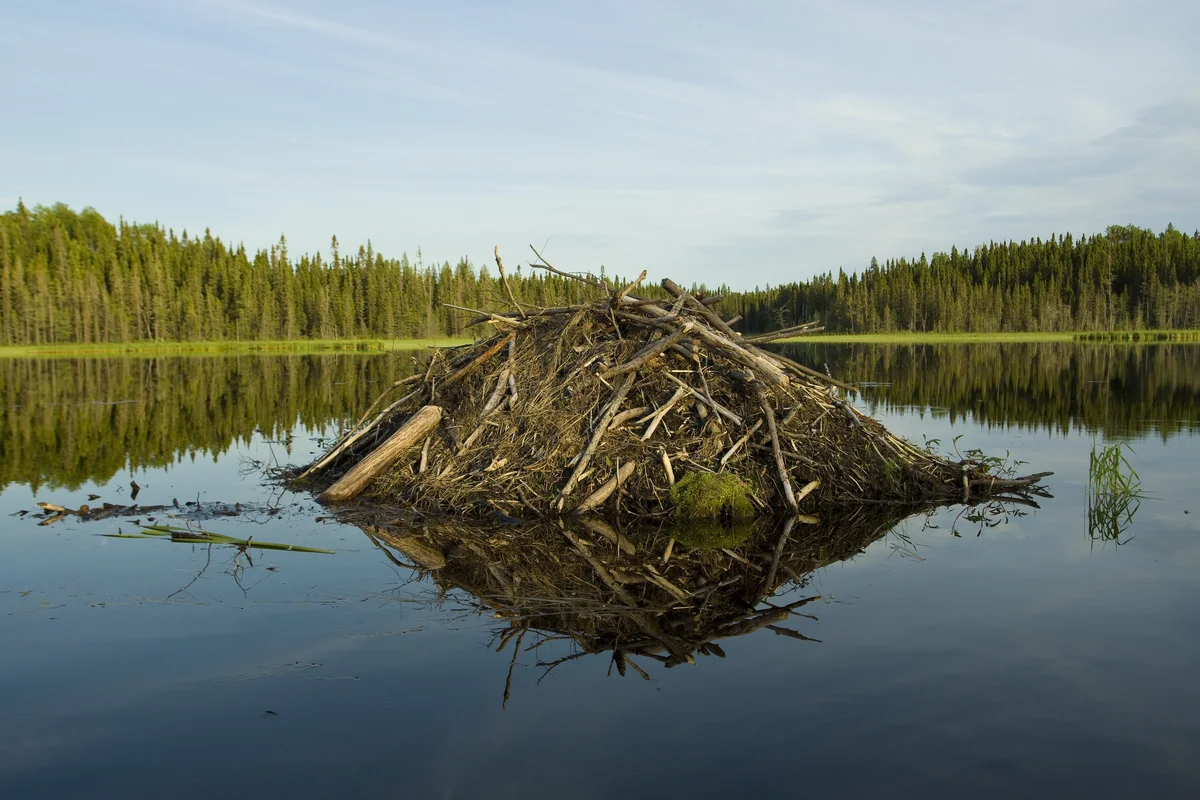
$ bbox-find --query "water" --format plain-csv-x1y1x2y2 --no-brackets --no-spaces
2,344,1199,798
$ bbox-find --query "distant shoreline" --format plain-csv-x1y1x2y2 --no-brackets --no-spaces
777,330,1200,344
0,338,473,359
3,330,1199,358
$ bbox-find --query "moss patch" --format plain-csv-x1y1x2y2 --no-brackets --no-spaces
669,471,755,522
670,521,755,550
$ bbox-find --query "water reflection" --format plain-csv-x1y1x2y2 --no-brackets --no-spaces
3,344,1196,494
0,354,420,492
777,342,1200,438
346,503,973,703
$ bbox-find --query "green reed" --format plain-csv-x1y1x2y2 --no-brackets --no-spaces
1087,441,1144,543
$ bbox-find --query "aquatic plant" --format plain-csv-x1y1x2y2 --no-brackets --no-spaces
1087,441,1144,544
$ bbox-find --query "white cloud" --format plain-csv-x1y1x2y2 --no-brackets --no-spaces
1,0,1197,285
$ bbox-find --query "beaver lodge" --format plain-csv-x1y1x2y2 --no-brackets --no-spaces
292,250,1051,521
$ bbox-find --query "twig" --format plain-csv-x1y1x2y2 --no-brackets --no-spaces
494,246,526,320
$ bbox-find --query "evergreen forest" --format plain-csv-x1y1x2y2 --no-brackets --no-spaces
2,201,1199,346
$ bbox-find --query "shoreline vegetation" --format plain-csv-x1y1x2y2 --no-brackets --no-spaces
779,329,1200,344
2,202,1198,348
3,331,1198,358
0,337,472,358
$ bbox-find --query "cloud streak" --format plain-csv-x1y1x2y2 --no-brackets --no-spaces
0,0,1196,285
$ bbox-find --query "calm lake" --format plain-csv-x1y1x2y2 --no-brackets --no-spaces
2,343,1199,798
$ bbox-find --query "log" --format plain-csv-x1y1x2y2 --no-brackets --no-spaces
742,325,824,345
319,406,443,502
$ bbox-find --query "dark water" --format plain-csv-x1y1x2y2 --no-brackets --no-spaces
2,344,1199,798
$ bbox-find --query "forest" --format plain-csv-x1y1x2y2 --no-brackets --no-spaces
2,201,1199,345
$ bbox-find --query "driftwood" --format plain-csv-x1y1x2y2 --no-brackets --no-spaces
319,405,443,502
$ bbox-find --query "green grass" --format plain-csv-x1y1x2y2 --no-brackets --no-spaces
0,337,473,359
1087,441,1144,544
780,330,1200,344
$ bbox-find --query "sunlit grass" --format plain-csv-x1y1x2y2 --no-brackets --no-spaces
783,330,1200,344
0,337,472,359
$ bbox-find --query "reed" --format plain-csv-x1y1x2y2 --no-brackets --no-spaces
1087,441,1144,543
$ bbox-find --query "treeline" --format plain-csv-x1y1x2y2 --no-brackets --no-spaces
0,202,610,345
2,201,1199,345
728,225,1200,333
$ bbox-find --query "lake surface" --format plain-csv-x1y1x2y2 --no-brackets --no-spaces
2,344,1199,798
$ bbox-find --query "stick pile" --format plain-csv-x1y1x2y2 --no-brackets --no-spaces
295,252,1049,519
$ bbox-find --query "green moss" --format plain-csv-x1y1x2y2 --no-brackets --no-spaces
670,521,755,550
669,471,755,521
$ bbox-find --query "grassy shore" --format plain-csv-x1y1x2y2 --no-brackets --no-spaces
4,329,1197,357
780,330,1200,344
0,337,473,359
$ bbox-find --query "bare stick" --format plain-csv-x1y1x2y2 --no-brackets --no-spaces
969,471,1054,491
494,246,526,319
794,479,820,505
603,323,693,379
613,269,648,306
661,450,676,486
611,405,652,430
771,351,857,393
719,420,763,469
689,325,790,387
418,436,431,474
743,324,824,344
481,369,510,417
436,334,514,396
556,372,637,510
663,372,743,427
754,383,798,512
641,385,688,440
572,461,638,514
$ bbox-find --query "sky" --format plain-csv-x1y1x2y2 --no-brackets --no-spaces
1,0,1198,288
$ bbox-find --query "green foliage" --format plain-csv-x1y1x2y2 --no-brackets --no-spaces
0,202,615,346
669,471,755,522
1087,441,1144,544
2,203,1198,347
724,224,1200,335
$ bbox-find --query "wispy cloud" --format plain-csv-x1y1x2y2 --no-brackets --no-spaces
1,0,1197,284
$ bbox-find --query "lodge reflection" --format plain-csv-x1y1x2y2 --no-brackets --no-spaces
358,505,932,698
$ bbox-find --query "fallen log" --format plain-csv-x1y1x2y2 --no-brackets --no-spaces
319,405,443,502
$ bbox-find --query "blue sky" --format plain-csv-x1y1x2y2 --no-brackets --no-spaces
2,0,1197,287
